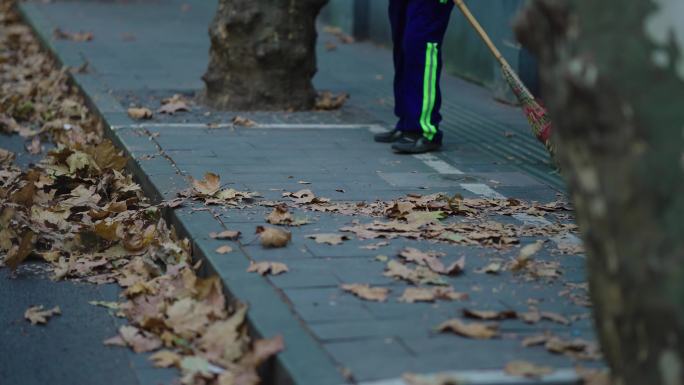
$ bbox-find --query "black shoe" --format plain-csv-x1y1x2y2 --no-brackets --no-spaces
374,129,405,143
391,135,442,154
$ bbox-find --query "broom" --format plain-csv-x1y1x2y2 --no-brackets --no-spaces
453,0,553,155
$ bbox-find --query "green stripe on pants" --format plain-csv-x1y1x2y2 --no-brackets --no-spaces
420,42,438,141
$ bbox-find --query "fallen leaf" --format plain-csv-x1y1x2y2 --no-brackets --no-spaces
521,333,550,347
463,309,517,321
53,28,93,41
157,98,190,115
545,337,601,360
384,260,447,286
89,301,120,310
247,261,289,276
477,261,503,274
437,319,499,339
192,172,221,196
232,115,256,127
209,230,241,240
215,245,233,254
150,350,181,368
540,311,570,325
127,107,153,120
249,334,285,366
118,325,162,353
504,360,554,378
266,205,293,225
510,240,544,271
24,305,61,325
315,91,348,110
198,305,247,364
308,233,349,245
444,256,466,275
341,284,389,302
398,287,468,303
26,136,41,154
256,226,291,248
165,298,213,339
360,241,389,250
4,231,35,270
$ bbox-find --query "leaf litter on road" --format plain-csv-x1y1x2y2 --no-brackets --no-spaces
0,7,283,384
24,305,61,325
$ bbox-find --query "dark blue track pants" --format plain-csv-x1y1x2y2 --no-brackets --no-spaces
389,0,453,142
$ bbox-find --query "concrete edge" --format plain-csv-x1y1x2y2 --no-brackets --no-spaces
16,3,348,385
357,368,581,385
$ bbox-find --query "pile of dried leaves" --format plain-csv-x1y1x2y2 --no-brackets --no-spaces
0,2,279,384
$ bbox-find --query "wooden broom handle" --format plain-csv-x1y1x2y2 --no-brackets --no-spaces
453,0,510,68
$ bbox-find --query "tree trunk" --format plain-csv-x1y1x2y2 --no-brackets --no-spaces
515,1,684,384
203,0,328,110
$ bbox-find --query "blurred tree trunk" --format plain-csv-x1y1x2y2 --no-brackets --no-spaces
203,0,328,110
515,1,684,384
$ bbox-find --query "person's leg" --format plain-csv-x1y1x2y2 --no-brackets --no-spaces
389,0,407,129
392,0,453,152
376,0,409,143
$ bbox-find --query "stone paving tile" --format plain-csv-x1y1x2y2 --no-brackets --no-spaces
324,337,414,381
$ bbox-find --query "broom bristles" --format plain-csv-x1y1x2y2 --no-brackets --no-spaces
501,63,554,155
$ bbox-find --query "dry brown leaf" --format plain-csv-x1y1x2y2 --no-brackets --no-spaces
127,107,153,120
444,256,466,275
284,189,329,205
5,231,35,270
249,334,285,366
315,91,348,110
477,261,503,274
341,284,389,302
247,261,289,276
308,233,349,245
165,298,213,338
384,260,447,286
398,287,468,303
198,305,248,364
53,28,93,41
256,226,291,248
209,230,241,240
232,115,256,127
266,205,293,225
510,240,544,271
118,325,162,353
359,241,389,250
158,101,189,115
149,350,181,368
437,319,499,339
24,305,61,325
545,337,601,360
521,333,550,347
215,245,233,254
504,360,554,378
192,172,221,196
463,309,517,321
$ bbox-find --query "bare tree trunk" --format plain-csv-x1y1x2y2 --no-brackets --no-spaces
203,0,328,110
515,1,684,384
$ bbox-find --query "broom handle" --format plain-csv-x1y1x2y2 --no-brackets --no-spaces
453,0,510,68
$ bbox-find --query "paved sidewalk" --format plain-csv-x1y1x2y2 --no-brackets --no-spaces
19,1,600,384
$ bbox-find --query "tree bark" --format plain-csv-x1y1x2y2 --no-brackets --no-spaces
203,0,328,110
515,1,684,384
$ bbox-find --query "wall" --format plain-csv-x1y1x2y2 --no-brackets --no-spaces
319,0,538,102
